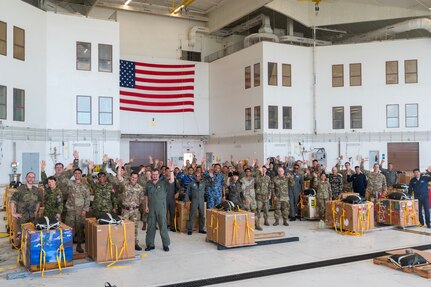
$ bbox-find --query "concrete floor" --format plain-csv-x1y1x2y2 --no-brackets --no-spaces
1,215,431,287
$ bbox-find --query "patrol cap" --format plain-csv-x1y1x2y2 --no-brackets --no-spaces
232,171,239,177
97,171,106,177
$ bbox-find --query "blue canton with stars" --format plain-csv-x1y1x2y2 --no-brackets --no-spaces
120,60,135,88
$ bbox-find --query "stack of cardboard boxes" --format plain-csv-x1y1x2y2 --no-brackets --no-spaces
206,209,255,247
175,201,206,232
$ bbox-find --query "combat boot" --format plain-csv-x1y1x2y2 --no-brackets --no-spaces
273,219,279,226
142,222,146,231
255,221,263,231
283,219,289,226
264,218,270,226
76,244,84,253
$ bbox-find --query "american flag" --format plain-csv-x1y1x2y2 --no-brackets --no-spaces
120,60,195,113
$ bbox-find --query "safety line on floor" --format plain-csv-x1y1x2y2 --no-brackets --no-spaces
159,243,431,287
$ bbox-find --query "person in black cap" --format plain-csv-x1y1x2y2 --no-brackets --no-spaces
225,171,244,209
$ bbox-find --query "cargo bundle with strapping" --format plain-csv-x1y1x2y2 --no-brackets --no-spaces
376,199,419,227
174,201,206,232
85,218,135,265
19,222,73,275
325,200,374,235
206,209,255,247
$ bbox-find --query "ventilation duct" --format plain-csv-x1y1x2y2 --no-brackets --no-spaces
243,15,279,47
279,35,331,46
342,18,431,44
188,26,209,47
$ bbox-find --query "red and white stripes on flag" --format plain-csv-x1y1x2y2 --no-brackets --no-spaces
119,60,195,113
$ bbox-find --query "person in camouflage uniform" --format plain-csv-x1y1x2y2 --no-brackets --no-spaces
10,172,42,241
40,151,79,221
379,160,398,187
360,159,387,202
328,167,343,200
316,173,332,220
65,168,91,253
87,161,117,219
255,166,272,227
225,172,244,209
117,163,145,251
336,156,354,193
272,167,294,226
43,176,63,220
240,168,259,230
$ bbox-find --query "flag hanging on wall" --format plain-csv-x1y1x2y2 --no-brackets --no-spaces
120,60,195,113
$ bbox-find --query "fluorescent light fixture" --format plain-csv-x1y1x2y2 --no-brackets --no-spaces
124,0,132,5
172,4,184,14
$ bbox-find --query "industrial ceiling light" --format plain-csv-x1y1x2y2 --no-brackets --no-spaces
124,0,132,5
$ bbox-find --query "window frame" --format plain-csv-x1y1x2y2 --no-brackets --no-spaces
254,63,260,87
98,97,113,125
282,64,292,87
0,85,6,119
76,95,92,125
244,66,251,89
76,41,92,71
405,103,418,128
386,104,399,128
349,63,361,86
386,61,398,85
404,59,418,84
254,106,261,130
98,44,113,73
282,106,292,129
0,21,6,56
13,88,25,122
332,106,344,129
13,26,25,61
268,105,278,129
245,107,252,131
332,64,344,87
350,106,362,129
268,62,278,86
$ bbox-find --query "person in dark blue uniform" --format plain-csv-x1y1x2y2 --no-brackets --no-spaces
409,168,431,228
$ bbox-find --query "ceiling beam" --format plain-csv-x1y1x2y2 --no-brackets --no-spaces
96,1,208,22
207,0,273,33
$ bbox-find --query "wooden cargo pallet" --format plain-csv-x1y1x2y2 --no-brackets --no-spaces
373,249,431,279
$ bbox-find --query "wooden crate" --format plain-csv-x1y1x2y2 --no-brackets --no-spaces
175,201,206,232
376,199,419,227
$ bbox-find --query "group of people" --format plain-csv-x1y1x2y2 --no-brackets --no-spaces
8,152,431,256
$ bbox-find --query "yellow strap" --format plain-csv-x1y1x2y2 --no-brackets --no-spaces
244,213,254,243
174,212,177,232
231,214,239,245
389,200,392,225
213,217,219,242
107,222,131,269
39,230,46,277
332,201,338,232
56,228,67,272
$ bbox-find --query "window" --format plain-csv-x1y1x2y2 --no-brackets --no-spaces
386,104,399,128
405,60,417,84
254,63,260,87
349,63,361,86
332,106,344,129
98,44,112,73
282,64,292,87
405,104,418,128
268,105,278,129
386,61,398,84
268,62,277,86
245,66,251,89
0,21,6,56
76,42,91,71
99,97,113,125
13,88,24,121
350,106,362,129
282,106,292,129
254,106,261,130
13,26,25,61
332,64,343,87
245,108,251,130
77,96,91,124
0,85,6,119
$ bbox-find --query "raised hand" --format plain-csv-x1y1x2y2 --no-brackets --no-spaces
167,160,174,170
41,160,46,171
73,150,79,159
129,157,135,163
88,161,94,171
103,154,109,163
